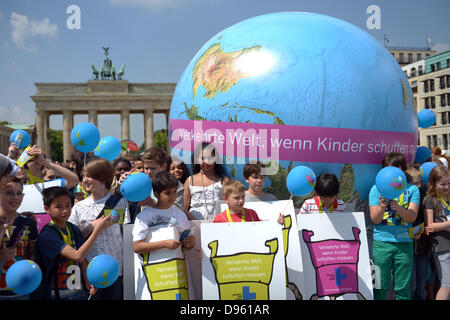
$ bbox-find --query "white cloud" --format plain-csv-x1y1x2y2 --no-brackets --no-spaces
10,12,58,50
432,43,450,53
0,106,35,125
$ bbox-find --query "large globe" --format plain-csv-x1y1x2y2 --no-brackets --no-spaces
169,12,417,209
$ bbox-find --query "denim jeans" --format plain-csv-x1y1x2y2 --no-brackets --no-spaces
411,254,429,300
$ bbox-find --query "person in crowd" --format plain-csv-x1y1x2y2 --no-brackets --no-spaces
243,162,278,202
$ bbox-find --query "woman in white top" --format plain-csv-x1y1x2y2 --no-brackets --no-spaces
184,143,229,221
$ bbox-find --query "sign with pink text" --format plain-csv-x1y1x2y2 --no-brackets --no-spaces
170,119,416,164
297,212,373,300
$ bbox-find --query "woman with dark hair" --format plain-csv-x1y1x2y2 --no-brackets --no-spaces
168,155,191,185
183,143,229,221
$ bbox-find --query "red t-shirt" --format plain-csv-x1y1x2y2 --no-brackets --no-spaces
213,208,261,223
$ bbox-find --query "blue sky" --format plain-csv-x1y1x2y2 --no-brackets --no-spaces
0,0,449,147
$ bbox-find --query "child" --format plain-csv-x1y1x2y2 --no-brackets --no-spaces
133,171,195,253
0,176,38,299
69,158,131,300
168,155,190,185
214,179,284,224
423,165,450,300
369,152,420,300
299,173,345,214
111,158,132,193
133,156,144,173
406,166,430,300
22,145,79,189
140,147,184,211
37,187,111,300
184,143,229,221
243,162,278,202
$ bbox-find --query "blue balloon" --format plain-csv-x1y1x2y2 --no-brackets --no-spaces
286,165,316,196
87,255,120,289
418,109,436,128
9,130,30,149
94,136,122,161
120,172,152,202
415,146,432,164
375,167,407,200
6,260,42,295
420,161,439,185
71,122,100,153
109,209,121,223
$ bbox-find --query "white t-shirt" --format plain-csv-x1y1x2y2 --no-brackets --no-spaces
69,193,131,275
132,206,190,242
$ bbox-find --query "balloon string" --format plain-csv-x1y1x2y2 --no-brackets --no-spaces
281,194,294,216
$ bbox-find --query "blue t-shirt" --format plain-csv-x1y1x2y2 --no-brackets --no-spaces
38,222,85,299
369,183,420,243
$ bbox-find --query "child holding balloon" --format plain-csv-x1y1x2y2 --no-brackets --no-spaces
0,176,38,299
369,152,420,300
37,186,112,300
423,165,450,300
69,158,130,300
133,171,195,253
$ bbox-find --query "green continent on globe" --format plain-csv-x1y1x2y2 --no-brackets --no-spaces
192,43,262,99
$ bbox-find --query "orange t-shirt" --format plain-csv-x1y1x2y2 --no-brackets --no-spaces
213,208,261,223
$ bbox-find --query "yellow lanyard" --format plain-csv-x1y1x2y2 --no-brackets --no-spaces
318,197,334,213
50,221,73,247
439,195,450,211
226,208,245,222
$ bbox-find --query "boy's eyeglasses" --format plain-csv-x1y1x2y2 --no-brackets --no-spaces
2,191,24,198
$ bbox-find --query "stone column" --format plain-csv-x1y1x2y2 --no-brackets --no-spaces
88,109,98,126
121,109,130,141
43,111,51,159
165,110,170,152
144,108,154,150
35,108,45,150
63,110,73,162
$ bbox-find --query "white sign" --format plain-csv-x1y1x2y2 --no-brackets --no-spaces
219,200,306,300
201,221,286,300
297,212,373,300
18,179,64,213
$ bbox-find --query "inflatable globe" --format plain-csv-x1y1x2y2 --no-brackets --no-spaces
169,12,417,207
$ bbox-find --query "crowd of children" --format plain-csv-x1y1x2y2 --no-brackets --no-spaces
0,139,448,300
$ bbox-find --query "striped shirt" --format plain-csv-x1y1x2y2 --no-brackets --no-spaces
299,196,346,214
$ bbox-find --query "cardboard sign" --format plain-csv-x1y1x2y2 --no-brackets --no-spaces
17,180,64,214
297,212,373,300
219,200,306,300
133,226,194,300
201,221,286,300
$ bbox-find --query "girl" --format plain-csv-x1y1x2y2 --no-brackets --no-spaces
183,143,229,221
111,158,132,193
69,158,130,300
424,165,450,300
168,155,190,184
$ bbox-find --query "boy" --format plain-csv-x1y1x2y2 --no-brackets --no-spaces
139,147,184,211
243,162,278,202
133,157,144,173
37,186,111,300
133,171,195,253
214,179,284,223
0,176,38,299
299,173,346,214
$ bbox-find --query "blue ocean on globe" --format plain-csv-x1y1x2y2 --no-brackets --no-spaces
169,12,417,208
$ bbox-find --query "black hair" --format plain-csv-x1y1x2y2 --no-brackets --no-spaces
167,155,191,184
314,173,340,197
112,158,132,169
42,186,73,207
152,171,179,195
192,142,226,177
381,152,407,171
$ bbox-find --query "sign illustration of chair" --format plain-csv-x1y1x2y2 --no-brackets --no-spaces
208,238,278,300
302,227,366,300
139,252,189,300
282,215,303,299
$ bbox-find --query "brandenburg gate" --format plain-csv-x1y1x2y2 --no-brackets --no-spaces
30,48,176,162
